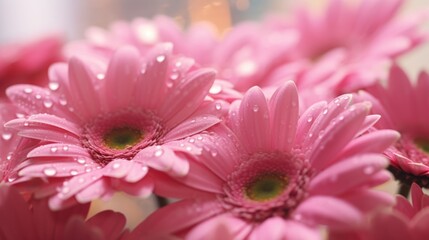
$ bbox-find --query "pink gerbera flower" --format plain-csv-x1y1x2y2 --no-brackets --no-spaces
131,81,398,239
5,45,220,209
0,185,129,240
331,183,429,240
268,0,428,102
358,65,429,191
0,35,63,98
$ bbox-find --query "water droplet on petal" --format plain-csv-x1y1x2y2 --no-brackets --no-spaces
209,84,222,94
49,82,60,91
252,105,259,112
2,133,12,141
112,162,121,169
307,117,313,123
322,109,328,115
156,55,166,62
43,167,57,176
35,94,42,100
170,72,179,80
96,73,105,80
186,146,192,152
50,147,58,153
188,138,195,143
154,147,164,157
78,177,85,183
23,88,33,94
43,99,53,108
7,176,17,182
215,103,222,110
70,170,78,176
63,145,69,151
76,158,86,164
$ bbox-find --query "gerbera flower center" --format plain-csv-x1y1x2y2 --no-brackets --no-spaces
81,109,165,166
103,127,143,150
221,151,312,222
415,138,429,155
245,174,288,202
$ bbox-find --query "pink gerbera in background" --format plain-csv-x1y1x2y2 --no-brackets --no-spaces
267,0,428,105
130,81,398,239
4,44,220,210
331,183,429,240
0,35,63,98
357,65,429,194
0,185,129,240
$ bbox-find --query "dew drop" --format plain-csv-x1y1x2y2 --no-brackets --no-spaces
215,103,222,110
85,167,92,173
2,133,12,141
154,147,164,157
307,117,313,123
6,154,12,161
23,122,29,127
23,88,33,94
7,176,17,182
252,105,259,112
156,55,166,62
49,82,60,91
186,146,192,152
78,177,85,183
211,150,218,157
43,167,57,176
175,61,182,67
112,162,121,169
170,72,179,80
77,158,86,164
188,138,195,143
209,84,222,94
63,145,69,151
69,169,78,176
43,99,53,108
322,108,328,115
96,73,105,80
50,147,58,153
197,136,203,141
35,94,42,100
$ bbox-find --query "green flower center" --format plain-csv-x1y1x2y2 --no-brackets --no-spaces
103,127,143,150
245,174,288,202
415,138,429,154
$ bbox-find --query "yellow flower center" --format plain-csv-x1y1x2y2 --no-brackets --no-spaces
103,127,143,150
245,174,288,202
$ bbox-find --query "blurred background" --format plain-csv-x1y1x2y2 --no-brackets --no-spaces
1,0,428,228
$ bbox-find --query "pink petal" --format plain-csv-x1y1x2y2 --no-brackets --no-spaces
75,178,107,204
186,214,251,240
112,176,154,197
250,218,321,240
19,160,87,178
295,101,327,145
153,172,214,199
238,86,271,152
134,44,171,110
68,57,101,119
86,210,127,240
129,198,223,238
28,143,90,158
411,182,424,210
134,145,189,177
160,69,216,129
303,94,352,148
309,102,370,171
368,210,409,240
395,195,417,219
310,154,388,196
5,113,81,136
103,47,140,112
63,216,103,240
0,186,35,239
342,189,394,213
269,81,299,152
295,196,362,229
164,114,221,142
411,208,429,239
18,128,80,144
340,130,399,159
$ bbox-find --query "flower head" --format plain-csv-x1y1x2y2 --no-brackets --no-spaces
5,45,220,209
133,81,398,239
358,65,429,187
